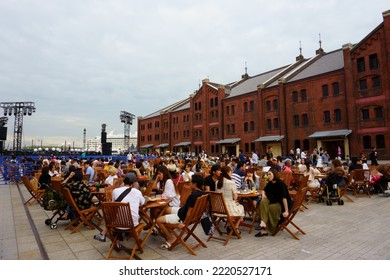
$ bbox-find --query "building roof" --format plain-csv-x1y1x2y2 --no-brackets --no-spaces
226,66,290,98
287,49,344,83
143,97,190,118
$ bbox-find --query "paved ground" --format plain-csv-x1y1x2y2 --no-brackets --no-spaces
1,178,390,261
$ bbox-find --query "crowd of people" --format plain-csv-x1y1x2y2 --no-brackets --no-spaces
2,146,389,252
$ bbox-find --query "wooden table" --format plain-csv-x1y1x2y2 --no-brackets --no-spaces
237,190,261,233
139,198,171,247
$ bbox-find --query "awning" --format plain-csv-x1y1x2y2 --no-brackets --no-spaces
174,142,191,147
308,129,352,138
216,138,241,144
139,144,153,148
156,143,169,148
254,135,284,142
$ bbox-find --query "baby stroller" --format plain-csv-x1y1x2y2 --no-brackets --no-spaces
41,185,69,229
321,173,345,206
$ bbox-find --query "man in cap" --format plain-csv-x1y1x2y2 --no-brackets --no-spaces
93,172,147,244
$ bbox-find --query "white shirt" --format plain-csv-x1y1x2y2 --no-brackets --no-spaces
105,174,118,186
251,153,259,164
158,179,180,207
112,186,145,226
181,170,194,182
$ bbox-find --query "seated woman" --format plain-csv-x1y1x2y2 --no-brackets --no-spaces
48,161,59,177
299,159,321,196
144,165,181,231
156,174,204,250
38,166,52,189
61,166,97,219
216,166,245,231
181,163,194,182
104,166,118,187
242,168,260,207
256,168,292,237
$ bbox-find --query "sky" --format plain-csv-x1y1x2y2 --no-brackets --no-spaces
0,0,388,150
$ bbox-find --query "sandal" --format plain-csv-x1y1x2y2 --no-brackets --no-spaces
151,228,159,236
160,241,171,250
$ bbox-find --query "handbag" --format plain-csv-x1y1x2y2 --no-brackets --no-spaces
200,211,214,235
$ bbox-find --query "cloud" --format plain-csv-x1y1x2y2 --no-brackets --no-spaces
0,0,388,149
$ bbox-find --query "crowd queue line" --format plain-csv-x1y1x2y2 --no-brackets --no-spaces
10,151,390,259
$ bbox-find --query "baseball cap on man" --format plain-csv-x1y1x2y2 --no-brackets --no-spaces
124,172,137,182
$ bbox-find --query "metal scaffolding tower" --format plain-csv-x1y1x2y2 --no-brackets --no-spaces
0,102,36,151
120,111,135,152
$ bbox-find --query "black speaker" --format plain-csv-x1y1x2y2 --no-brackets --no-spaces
0,127,6,140
0,141,3,153
101,132,107,144
102,142,112,155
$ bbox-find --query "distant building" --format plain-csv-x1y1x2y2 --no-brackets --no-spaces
138,10,390,160
86,130,137,153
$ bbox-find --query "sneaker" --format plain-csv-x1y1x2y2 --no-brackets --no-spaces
93,233,106,242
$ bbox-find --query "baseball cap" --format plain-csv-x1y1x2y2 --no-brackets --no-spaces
124,172,137,182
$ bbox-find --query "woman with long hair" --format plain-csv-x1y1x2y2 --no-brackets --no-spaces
216,166,244,230
256,168,292,237
145,165,181,232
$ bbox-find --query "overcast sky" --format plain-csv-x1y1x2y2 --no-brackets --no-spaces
0,0,388,149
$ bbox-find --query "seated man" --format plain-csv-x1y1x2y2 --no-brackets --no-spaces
156,174,204,250
93,172,146,246
231,161,245,189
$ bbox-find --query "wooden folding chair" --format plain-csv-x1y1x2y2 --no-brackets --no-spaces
21,175,45,206
113,177,124,188
164,194,209,255
289,175,309,210
178,181,192,207
279,171,292,189
339,172,354,202
273,186,308,240
207,192,242,246
83,174,91,182
60,187,101,234
101,202,145,260
142,179,156,197
351,169,371,197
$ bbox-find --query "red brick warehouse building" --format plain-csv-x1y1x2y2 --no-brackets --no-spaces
137,10,390,160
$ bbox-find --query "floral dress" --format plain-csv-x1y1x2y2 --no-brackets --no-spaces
68,181,93,210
